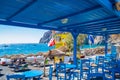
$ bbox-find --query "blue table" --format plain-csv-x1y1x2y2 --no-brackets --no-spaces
65,64,76,68
57,64,77,80
22,70,43,79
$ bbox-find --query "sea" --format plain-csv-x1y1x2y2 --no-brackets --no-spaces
80,44,104,50
0,43,55,57
0,43,103,57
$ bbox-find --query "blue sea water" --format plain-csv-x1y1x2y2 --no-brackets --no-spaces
0,43,103,57
0,43,55,56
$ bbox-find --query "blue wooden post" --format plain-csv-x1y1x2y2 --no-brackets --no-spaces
72,32,79,65
105,34,108,55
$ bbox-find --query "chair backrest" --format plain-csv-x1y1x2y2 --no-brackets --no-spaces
77,60,81,68
79,59,90,80
56,63,67,80
6,74,25,80
80,59,90,72
88,57,105,80
104,60,115,80
49,65,53,80
96,56,104,66
56,63,66,73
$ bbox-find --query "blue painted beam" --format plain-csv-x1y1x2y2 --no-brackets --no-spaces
6,0,37,20
78,31,103,36
78,28,120,36
67,18,120,29
71,32,79,65
60,16,117,29
37,5,101,25
0,20,69,32
108,31,120,34
75,27,120,35
74,21,120,30
104,34,108,55
69,24,120,35
68,23,120,33
0,20,119,36
114,0,120,16
96,0,120,17
67,20,120,30
84,28,120,34
79,30,104,35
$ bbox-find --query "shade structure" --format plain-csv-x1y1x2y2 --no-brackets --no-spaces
1,55,10,59
36,52,43,56
0,0,120,35
26,54,35,57
57,46,69,52
10,55,20,59
19,54,26,58
44,49,65,58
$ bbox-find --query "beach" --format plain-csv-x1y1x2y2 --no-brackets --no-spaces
0,53,105,80
0,64,57,80
0,43,106,80
0,52,105,80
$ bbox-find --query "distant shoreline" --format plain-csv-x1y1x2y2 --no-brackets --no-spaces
0,43,54,57
0,43,105,57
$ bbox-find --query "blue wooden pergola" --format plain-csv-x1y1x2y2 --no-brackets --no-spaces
0,0,120,65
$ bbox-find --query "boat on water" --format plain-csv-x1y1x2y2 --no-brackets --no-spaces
2,45,9,48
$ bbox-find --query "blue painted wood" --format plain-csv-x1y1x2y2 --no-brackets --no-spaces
79,59,90,80
105,34,108,55
61,16,116,29
56,63,67,80
62,64,76,69
111,46,117,54
76,21,120,33
0,20,69,32
6,74,25,80
76,25,120,34
0,0,119,35
88,56,105,80
96,0,120,16
69,18,120,29
22,70,43,79
7,0,37,20
37,5,101,25
49,65,53,80
72,32,79,65
114,0,120,16
97,0,113,11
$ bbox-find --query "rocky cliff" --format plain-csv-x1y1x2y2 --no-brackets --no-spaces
39,31,64,43
39,31,52,43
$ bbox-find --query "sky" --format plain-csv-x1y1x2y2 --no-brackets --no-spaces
0,25,48,44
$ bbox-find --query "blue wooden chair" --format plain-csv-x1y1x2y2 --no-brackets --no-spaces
95,56,105,71
56,63,74,80
79,59,90,80
49,65,53,80
104,59,120,80
68,71,79,80
104,61,115,80
56,63,67,80
6,74,25,80
88,56,105,80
